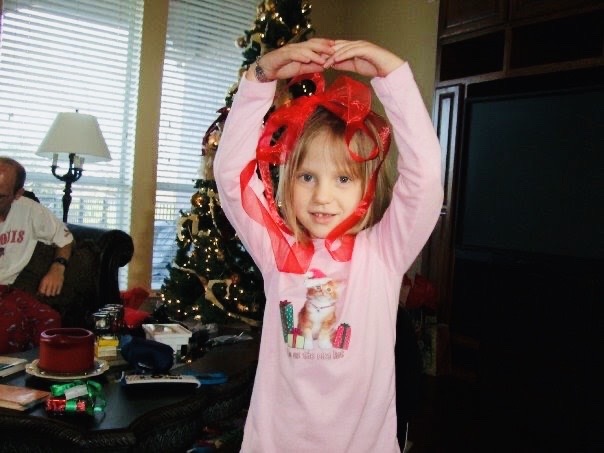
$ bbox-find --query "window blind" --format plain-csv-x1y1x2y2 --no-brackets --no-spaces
152,0,257,288
0,0,143,286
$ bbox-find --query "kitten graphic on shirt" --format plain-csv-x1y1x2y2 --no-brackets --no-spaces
297,269,340,349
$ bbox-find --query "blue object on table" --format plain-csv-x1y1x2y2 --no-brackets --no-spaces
120,335,174,374
182,371,227,385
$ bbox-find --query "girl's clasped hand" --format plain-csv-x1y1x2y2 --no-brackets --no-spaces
247,38,406,83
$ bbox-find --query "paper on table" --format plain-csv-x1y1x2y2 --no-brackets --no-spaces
0,384,50,411
0,356,27,378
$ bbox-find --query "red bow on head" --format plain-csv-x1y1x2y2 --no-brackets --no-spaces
256,73,389,165
240,72,391,274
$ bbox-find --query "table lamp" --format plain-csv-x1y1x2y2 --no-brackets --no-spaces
36,112,112,222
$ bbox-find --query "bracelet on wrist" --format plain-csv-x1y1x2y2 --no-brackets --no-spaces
254,60,271,83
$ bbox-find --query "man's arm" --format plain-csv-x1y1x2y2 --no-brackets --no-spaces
38,240,73,297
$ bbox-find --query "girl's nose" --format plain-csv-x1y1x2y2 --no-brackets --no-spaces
312,181,332,204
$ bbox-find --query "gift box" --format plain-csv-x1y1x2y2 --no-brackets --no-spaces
332,323,351,350
142,323,192,356
45,380,105,416
403,273,440,376
95,335,119,358
97,336,119,347
286,328,304,349
279,300,294,342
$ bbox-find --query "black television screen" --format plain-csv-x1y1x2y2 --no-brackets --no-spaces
457,84,604,260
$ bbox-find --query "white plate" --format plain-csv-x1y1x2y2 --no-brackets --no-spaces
25,359,109,381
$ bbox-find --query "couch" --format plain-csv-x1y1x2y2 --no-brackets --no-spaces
12,223,134,328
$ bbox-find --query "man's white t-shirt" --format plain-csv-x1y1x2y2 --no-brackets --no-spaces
0,196,73,285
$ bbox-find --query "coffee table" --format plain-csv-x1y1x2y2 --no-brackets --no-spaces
0,335,258,452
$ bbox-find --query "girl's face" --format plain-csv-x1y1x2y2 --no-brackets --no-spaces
292,132,363,239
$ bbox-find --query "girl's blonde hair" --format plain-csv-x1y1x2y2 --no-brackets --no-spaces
276,106,393,243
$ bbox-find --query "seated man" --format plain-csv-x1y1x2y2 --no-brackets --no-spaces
0,157,73,353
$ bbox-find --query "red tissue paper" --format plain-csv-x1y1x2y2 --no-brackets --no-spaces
404,274,438,312
120,287,152,328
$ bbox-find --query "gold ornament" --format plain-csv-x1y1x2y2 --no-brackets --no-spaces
207,130,220,150
264,0,276,12
191,191,203,208
236,36,247,48
251,32,262,44
177,213,200,241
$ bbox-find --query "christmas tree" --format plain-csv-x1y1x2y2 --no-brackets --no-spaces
159,0,314,327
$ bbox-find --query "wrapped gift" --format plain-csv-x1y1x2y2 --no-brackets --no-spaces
287,328,305,349
279,300,294,342
45,380,106,416
332,323,351,350
142,323,192,356
95,335,119,358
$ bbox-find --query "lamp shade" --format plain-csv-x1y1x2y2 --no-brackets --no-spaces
36,112,111,162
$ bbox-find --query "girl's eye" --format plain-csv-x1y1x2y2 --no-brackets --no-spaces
338,176,351,184
298,173,313,183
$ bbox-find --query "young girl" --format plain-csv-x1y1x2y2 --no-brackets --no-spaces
214,38,443,452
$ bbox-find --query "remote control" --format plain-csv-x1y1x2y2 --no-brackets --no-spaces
121,373,200,387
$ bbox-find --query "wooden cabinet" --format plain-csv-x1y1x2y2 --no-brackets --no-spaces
437,0,604,84
439,0,508,37
509,0,600,20
428,0,604,376
426,85,463,325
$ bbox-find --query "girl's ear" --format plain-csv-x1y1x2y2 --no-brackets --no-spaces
14,187,25,199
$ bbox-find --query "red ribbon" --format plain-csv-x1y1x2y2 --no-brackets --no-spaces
240,73,391,274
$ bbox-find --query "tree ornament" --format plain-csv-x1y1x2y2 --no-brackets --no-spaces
251,32,263,44
191,191,204,208
177,213,201,241
289,78,317,99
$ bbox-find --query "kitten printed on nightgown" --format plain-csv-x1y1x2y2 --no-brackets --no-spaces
297,269,340,349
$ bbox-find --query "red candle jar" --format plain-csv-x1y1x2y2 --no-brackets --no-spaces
38,328,95,374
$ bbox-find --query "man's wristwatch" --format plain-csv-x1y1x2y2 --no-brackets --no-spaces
52,257,69,267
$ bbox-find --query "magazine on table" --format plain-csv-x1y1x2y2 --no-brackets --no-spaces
0,356,27,378
0,384,50,411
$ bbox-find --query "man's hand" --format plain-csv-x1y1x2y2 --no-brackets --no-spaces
38,264,65,296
